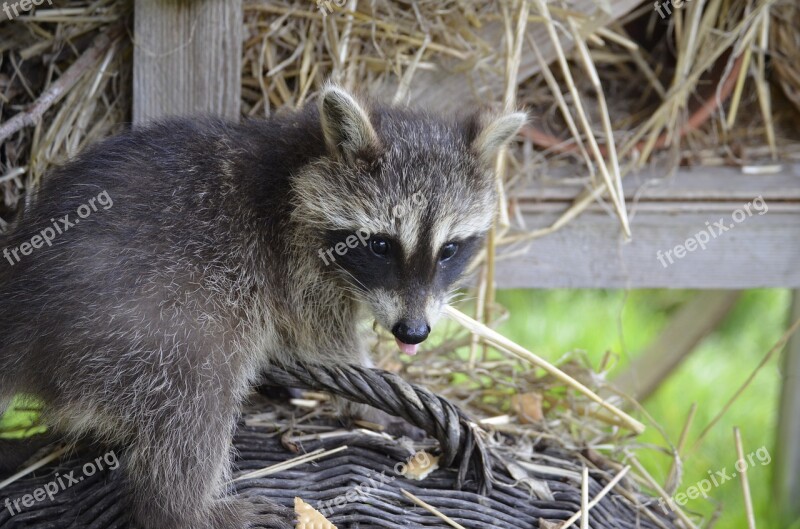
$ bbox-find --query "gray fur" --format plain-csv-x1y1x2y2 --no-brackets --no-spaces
0,86,525,528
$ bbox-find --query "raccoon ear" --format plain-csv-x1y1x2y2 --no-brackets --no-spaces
319,85,380,161
472,111,528,167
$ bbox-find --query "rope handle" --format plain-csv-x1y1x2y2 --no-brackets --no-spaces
261,363,494,494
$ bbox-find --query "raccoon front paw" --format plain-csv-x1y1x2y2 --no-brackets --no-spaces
217,496,295,529
357,406,427,441
245,496,296,529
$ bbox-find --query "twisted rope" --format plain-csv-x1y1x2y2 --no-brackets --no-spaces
261,363,495,494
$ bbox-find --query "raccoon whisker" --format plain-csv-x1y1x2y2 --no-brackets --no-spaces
326,279,366,305
335,279,366,296
333,264,370,294
336,287,365,302
450,291,475,302
445,289,469,303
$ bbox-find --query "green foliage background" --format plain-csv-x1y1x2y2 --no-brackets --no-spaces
495,288,791,529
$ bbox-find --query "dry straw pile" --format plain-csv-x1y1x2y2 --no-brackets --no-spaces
2,1,799,527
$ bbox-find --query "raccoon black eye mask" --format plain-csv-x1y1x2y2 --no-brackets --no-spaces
0,84,526,529
326,228,483,355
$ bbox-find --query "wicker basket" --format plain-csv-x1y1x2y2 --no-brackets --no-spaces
0,364,677,529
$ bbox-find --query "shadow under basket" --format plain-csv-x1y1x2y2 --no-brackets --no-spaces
0,364,678,529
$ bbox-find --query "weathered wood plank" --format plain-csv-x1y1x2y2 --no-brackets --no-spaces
133,0,242,123
515,164,800,202
497,164,800,288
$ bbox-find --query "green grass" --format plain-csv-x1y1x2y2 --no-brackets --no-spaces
494,288,792,529
0,395,46,439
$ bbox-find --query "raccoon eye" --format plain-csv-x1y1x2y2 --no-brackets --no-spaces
370,237,390,257
440,242,458,262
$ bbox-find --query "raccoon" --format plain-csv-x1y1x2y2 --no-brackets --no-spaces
0,85,525,529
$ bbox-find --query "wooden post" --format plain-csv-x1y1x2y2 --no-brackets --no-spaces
133,0,242,124
613,291,741,401
776,291,800,526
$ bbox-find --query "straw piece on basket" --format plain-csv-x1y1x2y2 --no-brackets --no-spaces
558,465,631,529
233,446,349,482
0,445,70,491
444,305,646,434
401,490,467,529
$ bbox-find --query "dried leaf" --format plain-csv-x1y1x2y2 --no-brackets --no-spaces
511,392,544,424
402,451,439,481
294,497,337,529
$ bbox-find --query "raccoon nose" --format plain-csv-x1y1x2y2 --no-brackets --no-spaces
391,320,431,344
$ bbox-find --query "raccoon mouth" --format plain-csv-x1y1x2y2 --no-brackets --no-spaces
394,339,419,356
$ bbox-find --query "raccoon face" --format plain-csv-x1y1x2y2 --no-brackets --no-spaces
295,85,526,355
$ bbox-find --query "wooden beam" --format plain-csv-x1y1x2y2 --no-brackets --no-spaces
496,164,800,288
133,0,242,123
613,291,741,401
775,291,800,526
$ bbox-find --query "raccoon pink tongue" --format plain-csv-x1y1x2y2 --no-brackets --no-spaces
395,338,419,356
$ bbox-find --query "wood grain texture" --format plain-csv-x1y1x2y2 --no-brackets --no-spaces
497,164,800,288
133,0,242,123
515,163,800,202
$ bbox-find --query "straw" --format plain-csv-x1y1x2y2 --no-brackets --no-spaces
444,305,646,434
733,428,757,529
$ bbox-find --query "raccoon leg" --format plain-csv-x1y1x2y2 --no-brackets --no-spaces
338,398,427,440
125,390,293,529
